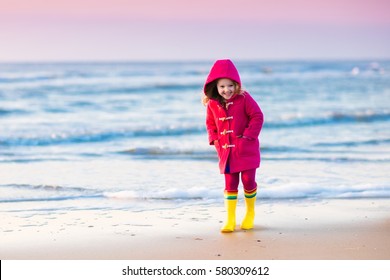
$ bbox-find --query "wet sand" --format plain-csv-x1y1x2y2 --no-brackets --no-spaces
1,199,390,260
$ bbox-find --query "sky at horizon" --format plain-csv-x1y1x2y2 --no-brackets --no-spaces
1,0,389,61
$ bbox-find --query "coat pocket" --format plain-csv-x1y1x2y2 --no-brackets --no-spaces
237,137,258,157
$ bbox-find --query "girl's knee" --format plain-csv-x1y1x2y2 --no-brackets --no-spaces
241,169,257,191
242,180,257,192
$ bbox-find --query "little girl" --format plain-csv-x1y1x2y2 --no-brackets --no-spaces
203,59,264,233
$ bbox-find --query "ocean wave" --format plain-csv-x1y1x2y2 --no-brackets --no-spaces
0,73,57,84
4,148,387,163
0,108,30,116
94,82,201,95
265,111,390,129
315,138,390,147
104,187,219,201
118,147,214,158
258,183,390,200
0,74,202,93
104,184,390,201
2,111,388,147
0,126,205,147
2,141,388,164
120,146,390,162
263,156,390,163
0,184,102,203
2,182,390,205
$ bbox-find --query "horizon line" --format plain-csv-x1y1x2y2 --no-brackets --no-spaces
1,57,390,64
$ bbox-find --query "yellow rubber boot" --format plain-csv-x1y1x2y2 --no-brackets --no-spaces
240,190,257,230
221,191,237,233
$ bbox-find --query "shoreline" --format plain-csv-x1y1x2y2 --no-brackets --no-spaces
1,198,390,260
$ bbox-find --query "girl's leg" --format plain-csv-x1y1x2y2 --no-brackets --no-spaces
240,169,257,230
221,172,240,233
241,168,257,194
225,172,240,193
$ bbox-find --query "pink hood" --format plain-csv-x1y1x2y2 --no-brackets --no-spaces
203,59,241,93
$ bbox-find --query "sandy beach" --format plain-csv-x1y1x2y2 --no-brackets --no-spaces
1,198,389,260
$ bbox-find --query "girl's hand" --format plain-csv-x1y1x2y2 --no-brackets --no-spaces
238,135,253,140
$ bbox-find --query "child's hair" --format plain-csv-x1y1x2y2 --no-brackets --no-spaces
202,79,242,106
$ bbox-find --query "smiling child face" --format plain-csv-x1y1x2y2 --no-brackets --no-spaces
217,78,236,100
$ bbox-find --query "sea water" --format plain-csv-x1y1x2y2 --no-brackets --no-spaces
1,60,389,212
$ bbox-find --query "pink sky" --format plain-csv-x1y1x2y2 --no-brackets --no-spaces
1,0,389,61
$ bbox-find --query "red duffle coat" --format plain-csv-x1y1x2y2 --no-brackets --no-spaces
206,92,264,174
204,59,264,174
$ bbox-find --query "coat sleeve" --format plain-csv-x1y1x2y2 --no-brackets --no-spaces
206,102,219,145
242,94,264,140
